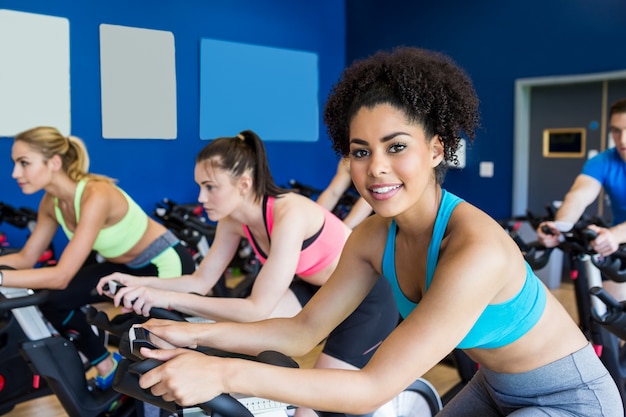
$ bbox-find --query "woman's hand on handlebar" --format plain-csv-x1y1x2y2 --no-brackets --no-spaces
587,224,620,257
139,348,225,407
141,318,200,349
536,221,561,248
96,272,142,297
114,285,170,317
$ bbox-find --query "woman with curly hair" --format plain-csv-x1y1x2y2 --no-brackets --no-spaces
134,47,621,416
1,126,195,389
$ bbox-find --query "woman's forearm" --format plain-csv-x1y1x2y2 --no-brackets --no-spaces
167,293,279,323
0,265,73,289
0,251,36,270
193,317,323,358
225,360,384,414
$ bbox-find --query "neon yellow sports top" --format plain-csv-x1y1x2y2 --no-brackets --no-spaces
54,179,149,259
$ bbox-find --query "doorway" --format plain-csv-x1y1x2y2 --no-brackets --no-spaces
513,71,626,218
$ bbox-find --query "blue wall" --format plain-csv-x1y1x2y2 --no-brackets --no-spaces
346,0,626,220
5,0,626,249
0,0,346,247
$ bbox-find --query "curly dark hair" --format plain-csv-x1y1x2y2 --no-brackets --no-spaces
323,46,480,184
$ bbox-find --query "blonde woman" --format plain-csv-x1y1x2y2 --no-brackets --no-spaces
0,126,195,389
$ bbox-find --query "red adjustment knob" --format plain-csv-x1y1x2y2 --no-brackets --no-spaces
39,249,54,262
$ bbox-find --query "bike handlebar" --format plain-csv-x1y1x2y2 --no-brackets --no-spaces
115,357,255,417
0,288,50,312
154,199,216,244
113,341,299,417
511,217,626,282
591,251,626,283
521,242,554,271
589,286,626,340
0,202,37,229
85,305,188,338
544,221,626,282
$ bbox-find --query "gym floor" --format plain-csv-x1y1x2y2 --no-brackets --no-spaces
9,283,577,417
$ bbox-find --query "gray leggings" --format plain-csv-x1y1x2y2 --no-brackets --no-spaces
439,344,623,416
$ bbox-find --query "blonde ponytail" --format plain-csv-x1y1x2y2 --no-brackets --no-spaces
14,126,115,183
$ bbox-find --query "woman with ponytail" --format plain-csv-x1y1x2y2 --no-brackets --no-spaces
97,129,398,417
1,126,195,390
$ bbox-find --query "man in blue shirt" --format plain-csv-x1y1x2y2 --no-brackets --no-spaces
537,98,626,301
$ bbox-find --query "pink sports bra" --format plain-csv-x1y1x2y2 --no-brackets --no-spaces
242,195,346,276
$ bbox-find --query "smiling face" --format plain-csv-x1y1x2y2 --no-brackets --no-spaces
348,104,444,218
194,158,246,222
11,140,55,195
609,111,626,162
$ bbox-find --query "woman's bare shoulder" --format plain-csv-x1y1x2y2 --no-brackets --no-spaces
348,214,390,249
79,179,122,205
275,192,329,218
446,201,522,262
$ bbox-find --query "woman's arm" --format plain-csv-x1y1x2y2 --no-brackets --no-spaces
118,198,320,322
317,158,352,211
342,197,372,229
106,218,241,315
0,189,105,289
98,218,241,297
0,195,58,270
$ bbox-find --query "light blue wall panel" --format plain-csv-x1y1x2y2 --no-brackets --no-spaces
200,39,318,141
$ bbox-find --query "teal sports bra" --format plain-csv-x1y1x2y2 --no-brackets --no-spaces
54,179,149,259
381,189,547,349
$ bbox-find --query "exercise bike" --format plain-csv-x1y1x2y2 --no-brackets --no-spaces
85,285,441,417
0,202,137,416
0,276,138,417
0,284,53,415
519,214,626,413
107,324,442,417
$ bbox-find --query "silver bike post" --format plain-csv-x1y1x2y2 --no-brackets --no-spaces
583,254,607,318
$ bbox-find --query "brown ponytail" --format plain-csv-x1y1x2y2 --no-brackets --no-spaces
196,130,289,202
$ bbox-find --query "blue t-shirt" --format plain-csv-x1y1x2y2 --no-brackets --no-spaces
582,147,626,225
